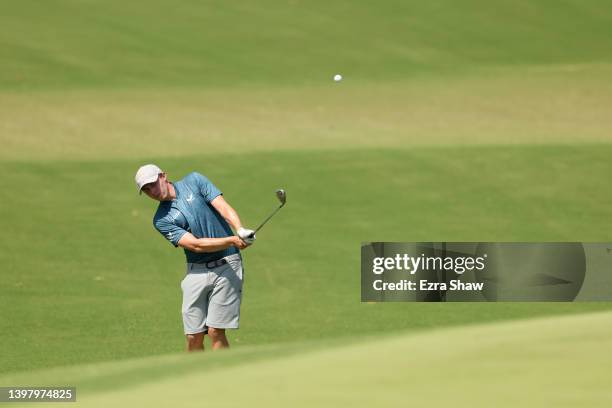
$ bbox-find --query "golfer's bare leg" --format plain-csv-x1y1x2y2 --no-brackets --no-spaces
186,332,205,352
208,327,229,350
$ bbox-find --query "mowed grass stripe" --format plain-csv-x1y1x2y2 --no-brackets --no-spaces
0,341,335,396
2,1,612,89
1,146,611,374
15,310,609,408
2,66,612,160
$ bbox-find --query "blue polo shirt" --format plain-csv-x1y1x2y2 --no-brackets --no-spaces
152,172,238,263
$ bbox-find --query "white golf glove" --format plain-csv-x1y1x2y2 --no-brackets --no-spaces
237,227,256,245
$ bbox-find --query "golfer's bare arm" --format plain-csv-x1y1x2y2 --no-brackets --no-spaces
177,233,246,252
210,195,243,231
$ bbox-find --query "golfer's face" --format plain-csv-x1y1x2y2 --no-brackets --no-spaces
142,175,167,201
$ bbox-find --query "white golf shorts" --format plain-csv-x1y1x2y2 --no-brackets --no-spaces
181,253,243,335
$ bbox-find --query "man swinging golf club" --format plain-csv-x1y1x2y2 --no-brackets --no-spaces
135,164,255,352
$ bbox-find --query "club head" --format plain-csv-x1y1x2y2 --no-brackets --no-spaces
276,189,286,206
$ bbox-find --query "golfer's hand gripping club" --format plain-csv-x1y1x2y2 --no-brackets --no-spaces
238,227,256,245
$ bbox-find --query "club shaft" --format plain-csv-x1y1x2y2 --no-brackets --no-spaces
253,204,284,233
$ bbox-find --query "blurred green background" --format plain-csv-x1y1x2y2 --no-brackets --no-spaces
1,0,611,406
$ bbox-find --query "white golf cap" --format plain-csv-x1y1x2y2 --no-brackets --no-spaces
135,164,163,194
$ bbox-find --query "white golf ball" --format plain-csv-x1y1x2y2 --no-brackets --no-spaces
333,74,342,82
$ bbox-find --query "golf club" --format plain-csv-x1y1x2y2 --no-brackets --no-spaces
249,189,286,237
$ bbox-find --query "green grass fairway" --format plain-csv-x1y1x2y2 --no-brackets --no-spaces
1,0,612,399
2,0,612,89
2,146,612,373
2,66,612,161
3,311,611,407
